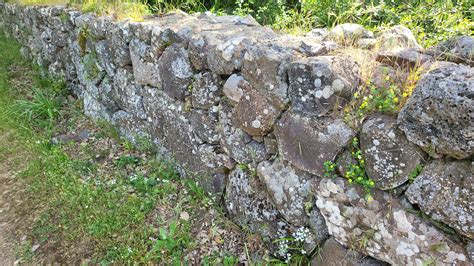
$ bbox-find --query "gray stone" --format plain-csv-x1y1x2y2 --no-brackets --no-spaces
207,35,253,75
223,74,246,105
376,48,432,69
109,22,133,67
405,160,473,240
113,68,146,119
312,238,389,266
467,241,474,262
315,178,469,265
326,23,374,45
157,44,193,100
398,64,474,159
129,38,161,88
188,108,220,144
111,110,153,144
142,88,230,193
357,38,377,50
288,56,360,116
188,35,209,71
234,83,280,137
306,28,328,40
242,44,293,109
257,158,316,226
429,36,474,66
224,167,289,249
191,72,223,110
360,115,426,190
218,102,268,166
308,207,329,246
376,25,422,52
274,109,355,176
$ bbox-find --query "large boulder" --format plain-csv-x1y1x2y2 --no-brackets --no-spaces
288,56,360,116
315,178,469,265
360,115,426,190
312,238,388,266
398,64,474,159
405,160,473,240
274,109,355,176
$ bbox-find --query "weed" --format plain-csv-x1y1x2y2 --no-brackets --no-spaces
323,161,337,179
145,221,192,262
134,135,154,152
10,86,63,131
408,164,423,183
273,227,312,263
82,52,101,81
115,155,141,168
323,137,375,200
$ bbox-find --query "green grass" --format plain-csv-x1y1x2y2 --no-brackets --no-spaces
0,31,219,264
7,0,473,46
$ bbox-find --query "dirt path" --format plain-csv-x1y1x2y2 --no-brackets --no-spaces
0,130,30,265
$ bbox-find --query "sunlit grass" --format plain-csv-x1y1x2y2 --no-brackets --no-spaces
8,0,150,21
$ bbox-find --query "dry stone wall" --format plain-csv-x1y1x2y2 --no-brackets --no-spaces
1,4,473,264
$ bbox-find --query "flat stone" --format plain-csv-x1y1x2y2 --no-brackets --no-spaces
376,48,432,69
274,109,355,176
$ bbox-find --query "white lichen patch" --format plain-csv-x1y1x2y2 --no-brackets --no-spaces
171,57,193,79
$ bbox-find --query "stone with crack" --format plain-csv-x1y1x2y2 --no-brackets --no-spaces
242,44,293,109
405,160,473,240
274,109,355,176
157,43,194,100
257,158,317,226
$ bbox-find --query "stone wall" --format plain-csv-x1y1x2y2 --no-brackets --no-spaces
1,3,473,264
